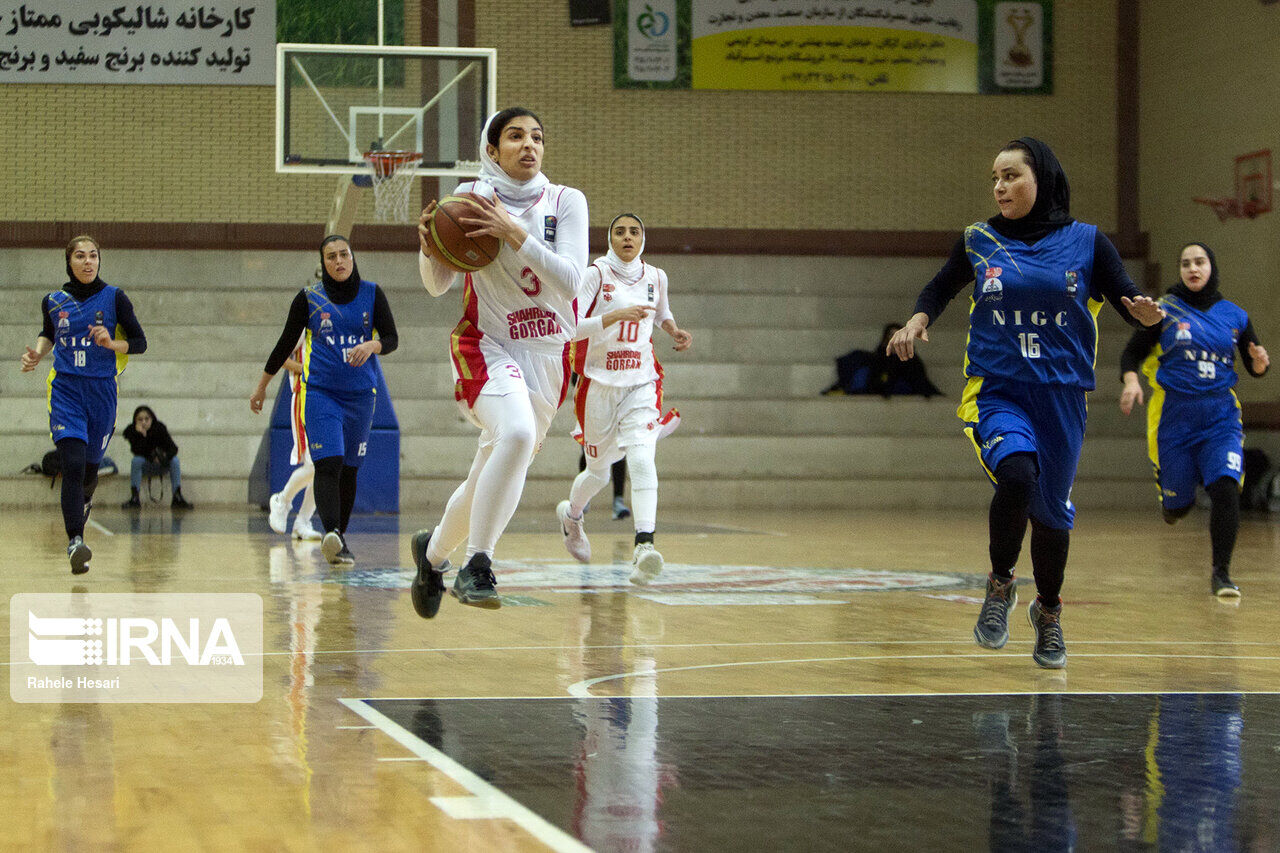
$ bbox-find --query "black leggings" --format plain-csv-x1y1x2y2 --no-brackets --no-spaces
1164,477,1240,571
988,452,1070,607
1206,476,1240,571
313,456,359,535
56,438,99,540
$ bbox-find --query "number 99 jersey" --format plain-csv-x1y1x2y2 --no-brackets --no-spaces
1144,294,1250,395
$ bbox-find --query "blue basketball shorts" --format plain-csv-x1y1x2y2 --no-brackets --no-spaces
47,371,117,464
958,376,1087,530
1149,389,1244,511
301,384,375,466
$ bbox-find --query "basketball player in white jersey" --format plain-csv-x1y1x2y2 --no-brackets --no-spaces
267,337,321,540
411,107,589,617
557,213,691,583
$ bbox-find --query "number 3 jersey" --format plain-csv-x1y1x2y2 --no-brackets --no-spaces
963,220,1105,389
574,261,674,387
1141,294,1250,395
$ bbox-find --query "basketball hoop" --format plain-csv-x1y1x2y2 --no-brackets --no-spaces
1193,196,1243,222
364,150,421,223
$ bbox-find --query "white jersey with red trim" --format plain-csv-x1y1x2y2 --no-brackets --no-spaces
576,261,674,386
445,179,589,355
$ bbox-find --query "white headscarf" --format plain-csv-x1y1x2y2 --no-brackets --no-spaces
477,110,549,207
596,212,646,279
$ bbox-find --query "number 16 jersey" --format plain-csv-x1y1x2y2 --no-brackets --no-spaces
964,220,1105,390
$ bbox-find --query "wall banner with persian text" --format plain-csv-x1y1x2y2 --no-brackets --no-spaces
0,3,275,84
614,0,1052,93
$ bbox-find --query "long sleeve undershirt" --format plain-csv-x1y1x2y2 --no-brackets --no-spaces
1120,318,1267,379
39,288,147,355
262,283,397,375
913,232,1148,330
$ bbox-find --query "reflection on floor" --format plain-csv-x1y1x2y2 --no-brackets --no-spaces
1,507,1276,849
361,693,1279,852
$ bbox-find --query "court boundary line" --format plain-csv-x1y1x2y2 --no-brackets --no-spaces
339,697,592,853
567,653,1280,697
2,637,1278,667
87,518,113,537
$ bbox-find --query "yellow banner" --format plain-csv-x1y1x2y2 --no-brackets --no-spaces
692,25,977,91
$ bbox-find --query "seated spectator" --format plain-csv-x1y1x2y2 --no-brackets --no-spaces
120,405,193,509
824,323,942,397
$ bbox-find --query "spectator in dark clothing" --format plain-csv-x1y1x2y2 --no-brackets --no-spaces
825,323,943,397
120,405,192,509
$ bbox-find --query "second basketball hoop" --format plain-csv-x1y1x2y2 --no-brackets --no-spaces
364,150,421,223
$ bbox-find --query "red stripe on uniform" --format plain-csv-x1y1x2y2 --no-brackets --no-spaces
654,357,665,413
557,341,573,410
450,275,490,407
573,373,591,441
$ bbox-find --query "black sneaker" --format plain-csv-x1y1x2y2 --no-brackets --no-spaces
171,491,194,510
67,536,92,575
121,494,141,509
410,529,450,619
451,553,500,609
1211,568,1240,598
974,573,1018,649
1027,599,1067,669
321,531,354,566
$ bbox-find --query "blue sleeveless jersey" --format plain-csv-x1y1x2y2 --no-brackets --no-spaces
1143,295,1249,395
962,221,1104,389
301,280,379,393
45,285,127,378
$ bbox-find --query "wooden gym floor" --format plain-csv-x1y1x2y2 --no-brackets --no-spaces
2,505,1278,850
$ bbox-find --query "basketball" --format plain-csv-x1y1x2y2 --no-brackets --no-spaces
427,194,501,272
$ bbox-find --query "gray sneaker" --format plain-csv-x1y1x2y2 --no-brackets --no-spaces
67,536,92,575
974,573,1017,649
452,553,500,609
321,531,354,566
1027,599,1067,669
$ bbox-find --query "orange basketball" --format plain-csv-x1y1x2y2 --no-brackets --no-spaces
427,193,501,273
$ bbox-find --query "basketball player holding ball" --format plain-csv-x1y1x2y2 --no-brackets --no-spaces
556,213,691,584
410,107,589,617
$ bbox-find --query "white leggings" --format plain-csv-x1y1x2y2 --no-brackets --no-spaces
426,392,538,564
279,458,317,524
570,441,658,534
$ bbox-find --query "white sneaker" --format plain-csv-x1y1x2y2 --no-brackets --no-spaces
630,542,664,585
556,500,590,562
268,493,290,534
292,519,322,541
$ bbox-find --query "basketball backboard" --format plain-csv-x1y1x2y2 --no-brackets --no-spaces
1235,149,1272,216
275,43,496,178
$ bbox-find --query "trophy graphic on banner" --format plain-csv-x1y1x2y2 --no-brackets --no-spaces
1004,8,1035,67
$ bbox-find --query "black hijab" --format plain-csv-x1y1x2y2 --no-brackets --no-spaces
319,234,362,297
64,240,106,300
987,137,1075,244
1167,241,1223,310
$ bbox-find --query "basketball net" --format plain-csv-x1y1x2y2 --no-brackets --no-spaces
364,151,421,223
